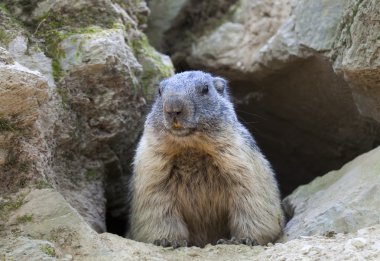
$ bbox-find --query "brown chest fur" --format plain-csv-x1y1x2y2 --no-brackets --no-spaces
165,150,230,246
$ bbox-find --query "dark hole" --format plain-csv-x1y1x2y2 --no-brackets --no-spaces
229,56,380,197
106,208,127,236
104,159,130,236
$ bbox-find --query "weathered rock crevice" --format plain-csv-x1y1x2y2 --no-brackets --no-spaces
230,55,380,196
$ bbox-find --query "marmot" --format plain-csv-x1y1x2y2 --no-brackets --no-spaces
128,71,284,248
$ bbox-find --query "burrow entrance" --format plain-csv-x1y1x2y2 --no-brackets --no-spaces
230,56,380,196
104,55,380,236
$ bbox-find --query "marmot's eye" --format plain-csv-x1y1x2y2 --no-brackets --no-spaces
201,84,209,95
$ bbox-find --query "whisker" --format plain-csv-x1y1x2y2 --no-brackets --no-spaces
235,109,268,121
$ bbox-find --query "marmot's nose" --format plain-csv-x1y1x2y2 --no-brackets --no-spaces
164,98,184,117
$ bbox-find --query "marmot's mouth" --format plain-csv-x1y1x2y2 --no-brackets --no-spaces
168,127,194,137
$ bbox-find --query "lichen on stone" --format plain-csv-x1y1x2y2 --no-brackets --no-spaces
0,117,15,132
40,244,56,257
15,214,33,224
130,34,173,96
0,193,26,222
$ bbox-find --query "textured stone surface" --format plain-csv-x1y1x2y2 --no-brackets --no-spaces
187,0,293,78
0,0,174,235
0,48,48,128
283,146,380,241
1,188,380,260
7,35,55,87
0,46,50,194
0,237,59,261
333,0,380,123
146,0,189,49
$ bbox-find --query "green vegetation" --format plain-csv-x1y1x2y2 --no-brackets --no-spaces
40,244,56,257
85,169,98,181
18,161,30,173
56,86,69,109
0,118,15,132
130,34,174,97
0,28,9,46
0,194,26,221
323,231,337,238
16,213,33,224
0,3,8,12
0,4,26,47
29,3,120,82
35,179,52,189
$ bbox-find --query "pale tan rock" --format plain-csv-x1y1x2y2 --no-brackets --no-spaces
333,0,380,123
283,146,380,241
1,189,380,261
49,25,172,233
0,236,58,261
8,35,55,87
1,0,173,235
0,48,48,128
187,0,293,78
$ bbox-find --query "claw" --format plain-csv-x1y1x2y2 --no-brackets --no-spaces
172,240,179,249
217,239,227,245
217,237,258,246
153,239,188,249
161,238,170,247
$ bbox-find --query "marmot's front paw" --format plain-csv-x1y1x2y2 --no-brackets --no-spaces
153,238,188,249
216,237,258,246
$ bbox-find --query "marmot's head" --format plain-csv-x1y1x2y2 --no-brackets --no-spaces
146,71,237,138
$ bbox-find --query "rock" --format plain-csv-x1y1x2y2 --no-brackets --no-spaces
0,0,174,235
0,47,50,193
8,35,55,87
283,146,380,241
3,189,107,256
0,236,58,261
146,0,189,49
49,25,172,232
294,0,349,51
187,0,293,78
147,0,242,57
0,48,48,128
1,189,380,260
333,0,380,123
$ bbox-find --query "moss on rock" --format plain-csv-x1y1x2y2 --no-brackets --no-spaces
15,213,33,224
0,193,26,222
130,34,173,97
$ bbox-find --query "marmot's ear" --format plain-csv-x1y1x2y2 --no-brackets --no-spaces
213,77,227,95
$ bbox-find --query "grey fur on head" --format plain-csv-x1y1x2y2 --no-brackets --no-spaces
146,71,237,138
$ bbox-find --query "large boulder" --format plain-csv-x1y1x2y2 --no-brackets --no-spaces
0,46,49,192
333,0,380,123
1,0,174,235
186,0,293,78
283,146,380,241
